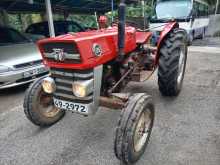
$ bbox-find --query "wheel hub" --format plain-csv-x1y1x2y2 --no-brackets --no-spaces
39,92,60,118
177,49,185,85
133,110,151,152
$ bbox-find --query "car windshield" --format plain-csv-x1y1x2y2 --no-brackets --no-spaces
155,0,192,19
0,27,30,46
26,21,85,37
55,22,83,36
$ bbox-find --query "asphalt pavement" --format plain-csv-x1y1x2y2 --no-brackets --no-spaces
0,38,219,165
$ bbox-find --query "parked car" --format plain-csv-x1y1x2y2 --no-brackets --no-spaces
0,26,48,89
25,20,86,37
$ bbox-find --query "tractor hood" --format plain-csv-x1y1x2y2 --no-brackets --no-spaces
38,27,137,70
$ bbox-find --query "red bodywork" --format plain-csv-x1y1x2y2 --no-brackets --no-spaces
38,22,177,70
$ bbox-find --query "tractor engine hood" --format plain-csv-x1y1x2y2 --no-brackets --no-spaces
38,26,136,70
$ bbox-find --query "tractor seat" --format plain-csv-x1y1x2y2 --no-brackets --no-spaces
136,31,152,44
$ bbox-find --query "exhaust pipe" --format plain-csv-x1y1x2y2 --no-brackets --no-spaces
117,0,126,61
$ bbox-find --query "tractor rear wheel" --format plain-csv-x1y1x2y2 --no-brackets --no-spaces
158,28,187,96
24,77,65,127
114,94,155,164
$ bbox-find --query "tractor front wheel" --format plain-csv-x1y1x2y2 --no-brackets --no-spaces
24,77,65,127
114,94,155,164
158,28,187,96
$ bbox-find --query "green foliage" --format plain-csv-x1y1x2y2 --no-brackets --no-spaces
68,14,98,28
4,2,153,31
107,4,153,19
127,5,153,17
6,13,98,31
7,14,42,31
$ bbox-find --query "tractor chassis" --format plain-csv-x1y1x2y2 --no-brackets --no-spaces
23,0,188,164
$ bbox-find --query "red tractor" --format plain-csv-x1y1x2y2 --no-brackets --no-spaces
23,1,187,164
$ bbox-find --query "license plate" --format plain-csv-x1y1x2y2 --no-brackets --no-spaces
53,98,88,114
23,67,47,78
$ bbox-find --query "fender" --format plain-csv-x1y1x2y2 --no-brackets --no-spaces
155,22,179,65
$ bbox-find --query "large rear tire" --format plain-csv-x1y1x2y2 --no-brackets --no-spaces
114,94,155,164
158,28,187,96
24,77,65,127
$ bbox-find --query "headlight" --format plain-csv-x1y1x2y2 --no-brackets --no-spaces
72,79,94,98
0,65,12,73
42,77,56,94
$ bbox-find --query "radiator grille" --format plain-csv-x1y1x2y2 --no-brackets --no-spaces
14,60,43,69
42,42,81,64
51,68,94,104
